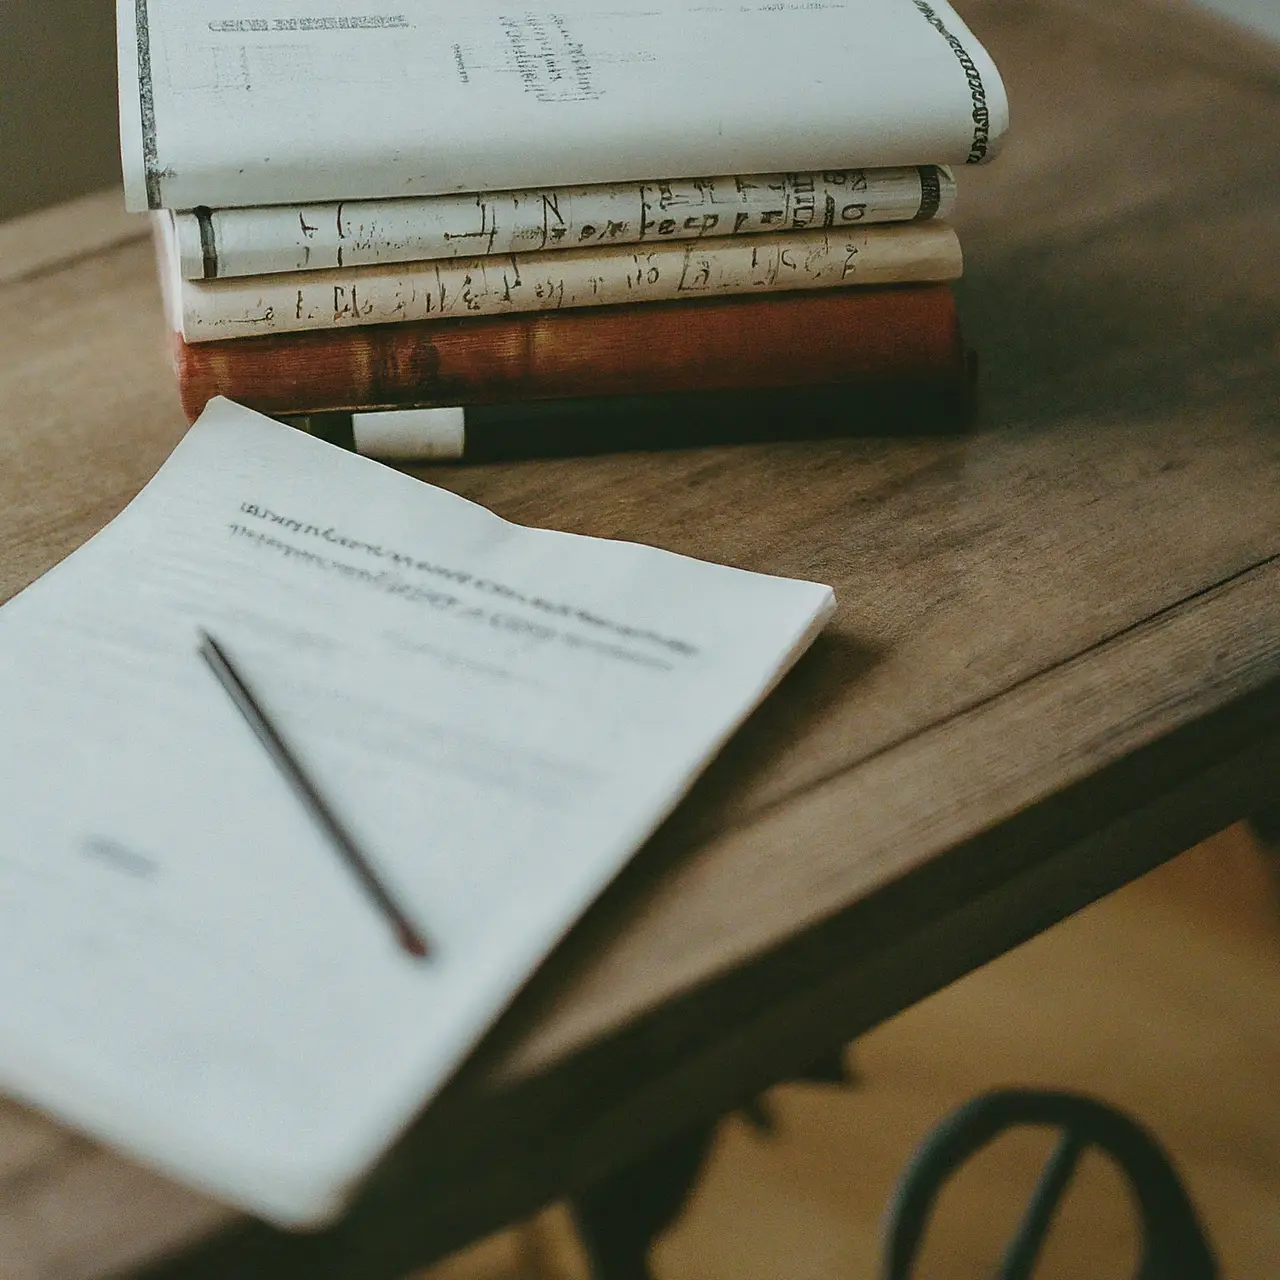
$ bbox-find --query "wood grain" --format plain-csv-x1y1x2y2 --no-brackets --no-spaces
1,0,1278,1275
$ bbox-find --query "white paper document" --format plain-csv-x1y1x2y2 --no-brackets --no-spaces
118,0,1008,210
0,399,834,1226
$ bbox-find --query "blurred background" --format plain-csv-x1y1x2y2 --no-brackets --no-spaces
419,824,1280,1278
2,3,119,219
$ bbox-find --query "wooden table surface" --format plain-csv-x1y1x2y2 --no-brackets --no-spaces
2,0,1279,1276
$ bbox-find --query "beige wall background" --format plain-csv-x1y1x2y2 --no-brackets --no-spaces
2,0,119,221
3,0,1280,222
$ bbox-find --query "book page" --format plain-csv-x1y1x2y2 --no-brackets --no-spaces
118,0,1008,210
0,399,834,1225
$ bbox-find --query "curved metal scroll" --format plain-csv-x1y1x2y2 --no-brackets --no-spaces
880,1088,1217,1280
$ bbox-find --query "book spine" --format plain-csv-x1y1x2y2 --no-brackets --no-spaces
175,167,956,280
179,223,962,342
173,284,966,421
281,376,977,463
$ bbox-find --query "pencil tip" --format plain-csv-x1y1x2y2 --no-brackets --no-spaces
400,928,430,960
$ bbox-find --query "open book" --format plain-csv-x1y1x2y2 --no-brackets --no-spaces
118,0,1008,211
0,399,834,1226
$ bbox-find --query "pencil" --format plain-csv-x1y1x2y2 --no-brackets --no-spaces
197,629,430,959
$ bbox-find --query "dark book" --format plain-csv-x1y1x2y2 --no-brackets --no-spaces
287,376,978,463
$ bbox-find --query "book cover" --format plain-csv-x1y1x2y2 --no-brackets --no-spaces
166,283,969,421
159,217,963,342
175,166,956,280
118,0,1008,211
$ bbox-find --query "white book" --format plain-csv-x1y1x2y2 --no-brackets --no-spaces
117,0,1008,212
0,397,834,1226
175,165,956,280
158,216,963,342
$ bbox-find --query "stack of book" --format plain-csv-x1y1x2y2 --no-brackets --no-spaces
119,0,1009,460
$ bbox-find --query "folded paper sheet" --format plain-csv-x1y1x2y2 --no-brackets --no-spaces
0,399,834,1225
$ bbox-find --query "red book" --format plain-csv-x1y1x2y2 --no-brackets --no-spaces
167,284,968,423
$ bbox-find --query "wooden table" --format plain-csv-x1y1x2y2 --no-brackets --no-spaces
2,0,1278,1275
